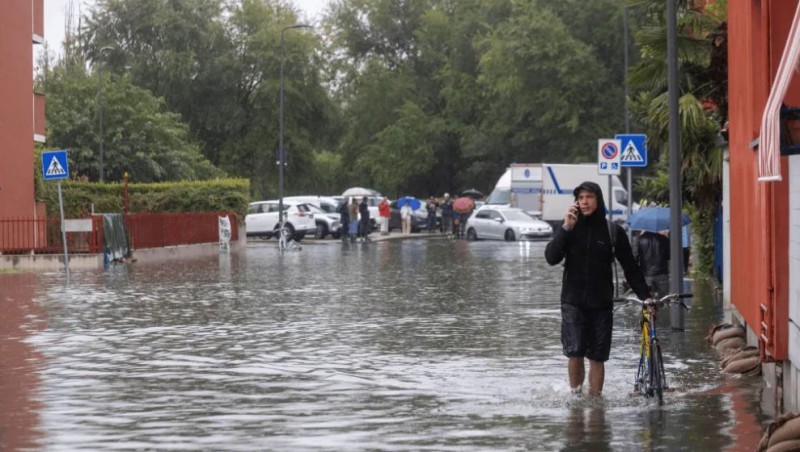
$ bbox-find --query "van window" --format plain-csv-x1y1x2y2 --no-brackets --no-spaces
247,204,262,214
486,189,511,205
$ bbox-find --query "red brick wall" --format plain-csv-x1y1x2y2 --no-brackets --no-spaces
0,0,36,218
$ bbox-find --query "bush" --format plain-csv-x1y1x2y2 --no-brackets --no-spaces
37,177,250,219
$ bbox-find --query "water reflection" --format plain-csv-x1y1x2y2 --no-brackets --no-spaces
1,239,770,450
0,273,45,451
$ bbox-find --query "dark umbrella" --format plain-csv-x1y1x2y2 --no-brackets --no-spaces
460,188,483,199
627,207,690,232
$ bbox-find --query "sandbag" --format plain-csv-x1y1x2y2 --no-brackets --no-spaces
722,356,760,374
712,326,746,345
706,323,733,343
766,439,800,452
769,417,800,448
715,336,746,353
759,413,800,451
721,346,759,369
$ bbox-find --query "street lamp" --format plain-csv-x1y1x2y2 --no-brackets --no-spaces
96,46,114,182
278,24,311,250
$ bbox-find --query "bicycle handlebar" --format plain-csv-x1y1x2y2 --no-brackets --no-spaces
612,293,693,310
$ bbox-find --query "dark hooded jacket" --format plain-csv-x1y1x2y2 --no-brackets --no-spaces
544,181,651,309
633,231,670,277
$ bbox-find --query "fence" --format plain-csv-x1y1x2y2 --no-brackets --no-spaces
125,212,238,249
0,212,237,255
0,217,104,254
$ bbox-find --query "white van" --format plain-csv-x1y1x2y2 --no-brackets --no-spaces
485,163,636,225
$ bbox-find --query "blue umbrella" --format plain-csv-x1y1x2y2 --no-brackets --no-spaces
627,207,690,232
396,196,421,210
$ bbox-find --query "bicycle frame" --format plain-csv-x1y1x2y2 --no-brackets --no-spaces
635,305,665,400
617,293,691,404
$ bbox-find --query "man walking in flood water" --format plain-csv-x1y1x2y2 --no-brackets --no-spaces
544,181,651,396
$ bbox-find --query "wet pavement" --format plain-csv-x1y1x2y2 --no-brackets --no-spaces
0,238,770,450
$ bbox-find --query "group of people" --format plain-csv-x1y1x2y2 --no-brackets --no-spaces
337,197,373,243
420,193,473,238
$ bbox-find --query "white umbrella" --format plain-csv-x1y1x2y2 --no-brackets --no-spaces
342,187,380,197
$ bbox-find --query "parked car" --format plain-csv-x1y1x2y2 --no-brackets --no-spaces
245,200,317,241
465,207,553,241
284,196,342,239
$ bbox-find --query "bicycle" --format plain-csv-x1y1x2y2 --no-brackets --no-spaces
614,293,693,404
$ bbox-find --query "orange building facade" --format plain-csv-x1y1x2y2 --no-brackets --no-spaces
727,0,800,412
0,0,46,219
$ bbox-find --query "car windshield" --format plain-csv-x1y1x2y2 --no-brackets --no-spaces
503,210,534,222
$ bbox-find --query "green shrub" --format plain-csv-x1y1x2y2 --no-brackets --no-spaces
37,177,250,219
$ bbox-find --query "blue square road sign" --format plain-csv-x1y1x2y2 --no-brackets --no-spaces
42,150,70,181
616,134,647,167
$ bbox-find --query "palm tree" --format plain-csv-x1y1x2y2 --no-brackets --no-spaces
627,0,727,277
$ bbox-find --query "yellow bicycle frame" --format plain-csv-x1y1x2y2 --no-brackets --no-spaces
640,308,652,357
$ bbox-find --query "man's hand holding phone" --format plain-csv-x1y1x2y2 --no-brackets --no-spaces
563,202,580,231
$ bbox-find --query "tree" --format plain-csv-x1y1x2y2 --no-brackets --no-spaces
45,64,222,182
628,0,727,276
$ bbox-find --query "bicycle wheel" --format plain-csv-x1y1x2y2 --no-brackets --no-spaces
650,341,664,404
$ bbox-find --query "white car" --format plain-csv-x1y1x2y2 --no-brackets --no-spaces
285,196,343,239
245,200,317,241
465,207,553,241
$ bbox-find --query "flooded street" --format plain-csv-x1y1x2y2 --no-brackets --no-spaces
1,239,769,450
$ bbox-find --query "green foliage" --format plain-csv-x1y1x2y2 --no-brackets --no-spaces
630,0,727,278
45,64,224,182
37,178,250,219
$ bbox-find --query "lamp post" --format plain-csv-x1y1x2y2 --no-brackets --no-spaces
96,46,114,182
278,24,311,250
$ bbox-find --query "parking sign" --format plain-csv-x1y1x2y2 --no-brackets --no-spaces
597,139,621,175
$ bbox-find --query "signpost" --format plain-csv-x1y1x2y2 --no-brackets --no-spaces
598,139,621,224
616,133,648,238
41,150,70,276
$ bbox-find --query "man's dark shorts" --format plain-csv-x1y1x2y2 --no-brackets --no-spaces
561,303,613,362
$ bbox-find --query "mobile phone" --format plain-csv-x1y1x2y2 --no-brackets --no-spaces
573,202,583,219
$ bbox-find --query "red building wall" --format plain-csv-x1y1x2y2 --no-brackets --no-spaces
728,0,798,360
0,1,38,219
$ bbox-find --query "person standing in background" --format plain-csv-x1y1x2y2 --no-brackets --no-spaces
359,197,371,242
400,202,412,234
440,193,453,235
426,196,438,233
682,224,691,273
632,231,670,298
378,197,391,235
348,198,359,243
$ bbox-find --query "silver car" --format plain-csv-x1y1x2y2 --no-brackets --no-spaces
465,207,553,241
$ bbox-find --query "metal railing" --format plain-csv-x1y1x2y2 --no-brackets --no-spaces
0,217,104,254
1,212,238,254
125,212,238,250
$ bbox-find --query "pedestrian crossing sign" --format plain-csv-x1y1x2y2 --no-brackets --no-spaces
42,150,70,180
616,134,647,167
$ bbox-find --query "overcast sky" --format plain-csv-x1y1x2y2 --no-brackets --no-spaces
44,0,331,55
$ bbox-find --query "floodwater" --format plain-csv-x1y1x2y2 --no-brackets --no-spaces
0,238,770,451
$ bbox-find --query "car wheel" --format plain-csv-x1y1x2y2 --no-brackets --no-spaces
258,233,271,240
504,229,516,241
315,223,328,239
294,232,305,242
467,228,478,241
